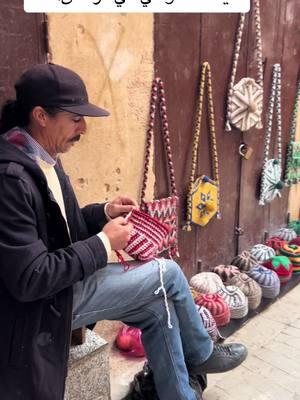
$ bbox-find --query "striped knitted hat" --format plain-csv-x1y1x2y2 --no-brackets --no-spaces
247,265,280,298
272,228,297,242
231,251,258,272
226,273,262,310
212,265,240,283
289,237,300,246
263,255,293,284
195,305,224,343
217,286,248,319
278,244,300,274
249,244,275,263
190,272,224,294
288,220,300,236
195,294,231,327
265,237,287,253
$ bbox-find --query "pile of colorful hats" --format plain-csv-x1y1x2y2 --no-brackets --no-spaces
189,221,300,338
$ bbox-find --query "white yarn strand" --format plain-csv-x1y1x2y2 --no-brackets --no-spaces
154,258,173,329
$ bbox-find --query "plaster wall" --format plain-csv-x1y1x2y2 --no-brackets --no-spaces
48,14,155,206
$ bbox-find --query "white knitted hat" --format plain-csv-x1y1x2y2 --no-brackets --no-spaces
190,272,224,294
217,285,248,319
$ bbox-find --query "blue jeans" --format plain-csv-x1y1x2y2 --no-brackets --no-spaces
72,259,213,400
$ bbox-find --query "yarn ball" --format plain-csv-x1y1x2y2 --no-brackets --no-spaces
217,285,248,319
212,265,240,283
278,244,300,274
195,294,231,327
288,220,300,236
249,244,275,263
231,251,258,272
190,272,224,294
247,265,280,299
272,228,297,242
195,305,224,343
226,273,262,310
265,237,287,252
263,255,293,284
289,237,300,246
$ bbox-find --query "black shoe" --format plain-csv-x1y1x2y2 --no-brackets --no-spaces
188,343,248,374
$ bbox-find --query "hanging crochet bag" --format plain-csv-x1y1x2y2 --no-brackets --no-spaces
225,0,264,132
183,62,220,231
284,72,300,185
259,64,284,206
140,78,179,258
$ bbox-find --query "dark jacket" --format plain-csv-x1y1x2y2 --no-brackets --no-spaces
0,137,108,400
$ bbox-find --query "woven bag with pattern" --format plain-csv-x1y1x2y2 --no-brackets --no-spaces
265,237,287,253
120,209,169,262
195,294,231,327
249,244,275,263
263,255,293,284
226,273,262,310
140,78,179,258
272,228,297,242
217,286,248,319
195,305,224,343
183,62,220,231
259,64,284,206
190,272,224,294
284,72,300,185
231,250,258,272
212,265,240,283
247,265,280,299
278,245,300,273
225,0,264,132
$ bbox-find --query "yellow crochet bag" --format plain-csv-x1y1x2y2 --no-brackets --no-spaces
183,62,220,231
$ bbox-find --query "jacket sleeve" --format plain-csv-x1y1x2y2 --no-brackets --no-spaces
0,175,108,303
81,203,108,235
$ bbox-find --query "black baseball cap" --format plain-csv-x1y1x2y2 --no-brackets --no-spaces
15,63,110,117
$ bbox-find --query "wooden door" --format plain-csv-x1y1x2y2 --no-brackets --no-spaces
0,1,45,104
154,2,300,279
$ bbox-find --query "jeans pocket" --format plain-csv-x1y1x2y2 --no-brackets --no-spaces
9,317,27,368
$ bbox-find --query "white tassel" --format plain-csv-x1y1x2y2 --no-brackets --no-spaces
154,258,173,329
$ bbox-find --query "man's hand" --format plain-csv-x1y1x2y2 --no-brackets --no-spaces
102,217,133,250
106,196,138,219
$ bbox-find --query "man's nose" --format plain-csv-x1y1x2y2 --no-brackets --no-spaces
79,118,87,135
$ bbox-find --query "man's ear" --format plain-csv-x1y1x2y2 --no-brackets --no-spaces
31,106,48,128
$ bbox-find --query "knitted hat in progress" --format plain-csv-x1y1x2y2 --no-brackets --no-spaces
217,285,248,319
288,220,300,236
272,228,297,242
190,272,224,294
249,244,275,263
212,265,241,283
195,304,224,343
278,244,300,274
265,237,287,252
263,255,293,284
226,273,262,310
231,251,258,272
247,265,280,298
195,294,231,327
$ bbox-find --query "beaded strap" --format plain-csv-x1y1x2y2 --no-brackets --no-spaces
259,64,282,206
262,64,282,166
284,72,300,185
183,62,220,231
140,78,177,207
225,0,263,131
